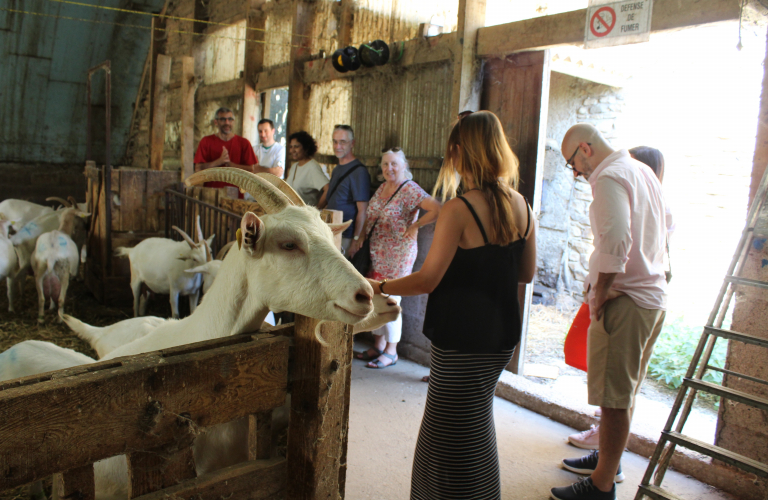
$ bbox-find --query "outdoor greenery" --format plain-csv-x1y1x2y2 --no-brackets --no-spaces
647,316,728,391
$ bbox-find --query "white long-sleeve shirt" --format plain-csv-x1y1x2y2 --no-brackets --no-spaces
585,149,668,311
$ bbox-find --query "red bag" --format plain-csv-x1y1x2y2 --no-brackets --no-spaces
564,303,590,372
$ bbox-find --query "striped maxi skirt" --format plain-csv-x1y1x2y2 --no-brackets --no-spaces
410,344,516,500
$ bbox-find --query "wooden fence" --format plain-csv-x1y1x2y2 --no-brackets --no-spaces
0,317,355,499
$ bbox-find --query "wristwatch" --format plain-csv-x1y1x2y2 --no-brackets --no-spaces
353,235,360,241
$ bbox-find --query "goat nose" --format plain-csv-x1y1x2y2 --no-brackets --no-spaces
355,289,372,304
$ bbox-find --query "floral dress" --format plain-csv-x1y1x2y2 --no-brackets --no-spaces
367,180,429,281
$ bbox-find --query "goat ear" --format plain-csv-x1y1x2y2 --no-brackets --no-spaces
328,220,352,236
240,212,264,251
185,264,209,274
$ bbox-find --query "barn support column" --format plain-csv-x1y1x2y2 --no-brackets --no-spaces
180,56,196,181
242,4,268,144
450,0,485,115
286,1,315,138
150,54,171,171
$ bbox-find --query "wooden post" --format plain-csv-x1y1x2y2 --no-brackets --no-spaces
338,0,355,47
242,6,267,144
52,464,95,500
287,317,353,500
286,1,315,137
151,54,172,171
248,411,273,460
148,16,167,140
750,24,768,205
180,56,196,181
450,0,486,115
322,209,344,250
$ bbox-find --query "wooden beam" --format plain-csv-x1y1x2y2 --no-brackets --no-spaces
303,33,456,85
242,6,268,143
180,56,196,181
133,458,287,500
338,0,355,47
450,0,486,115
147,16,167,140
52,464,95,500
150,54,172,171
750,24,768,204
254,65,290,93
196,78,246,102
477,0,742,57
287,318,352,499
286,1,316,136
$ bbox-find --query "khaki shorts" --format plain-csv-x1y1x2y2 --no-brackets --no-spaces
587,295,666,409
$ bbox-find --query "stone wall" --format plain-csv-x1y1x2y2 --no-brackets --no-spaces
536,71,626,305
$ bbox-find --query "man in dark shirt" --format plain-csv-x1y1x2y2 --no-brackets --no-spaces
318,124,370,253
194,107,258,197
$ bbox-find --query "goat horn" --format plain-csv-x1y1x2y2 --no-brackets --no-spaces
46,196,72,207
203,239,213,262
196,215,204,244
216,240,235,260
67,196,78,207
172,226,198,249
184,168,291,214
255,173,306,207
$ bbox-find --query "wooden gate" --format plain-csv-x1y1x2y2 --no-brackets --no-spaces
0,317,354,500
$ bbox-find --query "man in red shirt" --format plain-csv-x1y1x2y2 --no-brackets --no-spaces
194,107,258,196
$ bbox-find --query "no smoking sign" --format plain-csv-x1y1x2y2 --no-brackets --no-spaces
584,0,653,49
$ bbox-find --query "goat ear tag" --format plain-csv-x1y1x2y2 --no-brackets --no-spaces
236,228,243,250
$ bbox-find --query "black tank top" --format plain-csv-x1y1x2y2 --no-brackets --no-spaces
422,196,531,354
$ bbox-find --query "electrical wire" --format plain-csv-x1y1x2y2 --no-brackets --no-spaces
43,0,333,43
0,6,306,48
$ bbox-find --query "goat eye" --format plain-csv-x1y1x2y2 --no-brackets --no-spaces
281,242,298,251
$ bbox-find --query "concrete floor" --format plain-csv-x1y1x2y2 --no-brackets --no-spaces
346,341,733,500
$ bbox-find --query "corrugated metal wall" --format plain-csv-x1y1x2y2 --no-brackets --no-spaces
351,0,458,45
308,80,353,157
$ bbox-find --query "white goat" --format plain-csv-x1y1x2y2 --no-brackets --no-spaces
30,209,82,323
0,199,53,232
1,169,397,498
0,220,19,305
59,311,167,359
115,223,212,319
7,207,88,311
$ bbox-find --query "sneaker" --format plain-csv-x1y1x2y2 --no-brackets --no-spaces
562,450,625,483
551,477,616,500
568,425,600,449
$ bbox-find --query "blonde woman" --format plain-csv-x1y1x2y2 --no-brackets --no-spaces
367,111,536,499
350,148,441,368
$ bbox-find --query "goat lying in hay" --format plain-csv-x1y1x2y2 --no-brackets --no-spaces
0,169,401,499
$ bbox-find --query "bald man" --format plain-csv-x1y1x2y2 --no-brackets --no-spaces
551,124,667,500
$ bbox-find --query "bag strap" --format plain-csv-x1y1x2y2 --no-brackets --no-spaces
367,180,411,238
327,163,364,202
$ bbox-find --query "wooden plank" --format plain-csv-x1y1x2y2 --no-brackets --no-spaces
146,171,180,233
120,169,148,233
0,334,289,489
133,458,286,500
242,6,267,144
248,411,273,460
338,0,354,47
287,2,316,137
180,56,196,182
99,168,108,281
147,16,167,140
476,0,741,57
52,464,95,500
450,0,486,115
303,33,456,85
128,443,197,497
321,209,343,251
151,54,172,171
287,317,352,499
196,78,246,102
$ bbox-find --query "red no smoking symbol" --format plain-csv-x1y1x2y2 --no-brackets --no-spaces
590,6,616,37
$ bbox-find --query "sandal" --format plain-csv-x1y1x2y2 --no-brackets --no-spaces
355,347,383,361
366,353,398,369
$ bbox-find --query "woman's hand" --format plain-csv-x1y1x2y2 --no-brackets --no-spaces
404,222,419,240
367,278,382,295
348,238,364,257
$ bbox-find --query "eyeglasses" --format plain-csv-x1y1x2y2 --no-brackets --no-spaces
565,143,590,173
381,147,402,153
217,117,235,122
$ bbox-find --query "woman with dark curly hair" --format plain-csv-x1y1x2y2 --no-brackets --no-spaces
286,131,329,206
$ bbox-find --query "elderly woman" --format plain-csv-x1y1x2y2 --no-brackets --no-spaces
285,131,329,206
349,148,441,368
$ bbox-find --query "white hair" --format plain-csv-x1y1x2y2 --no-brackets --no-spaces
381,149,413,180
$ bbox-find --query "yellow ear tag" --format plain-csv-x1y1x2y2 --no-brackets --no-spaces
236,228,243,250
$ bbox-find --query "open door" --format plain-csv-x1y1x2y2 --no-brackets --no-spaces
481,50,550,374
